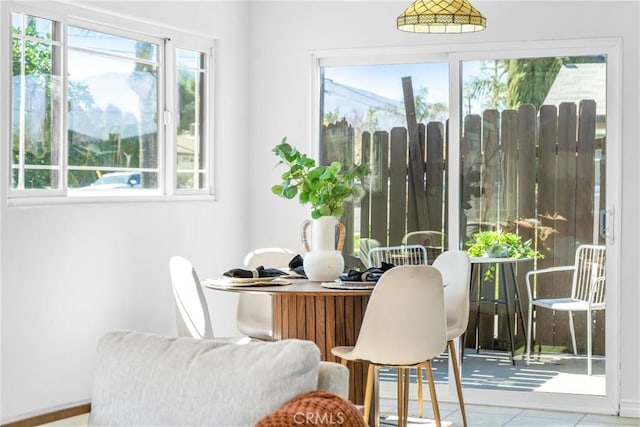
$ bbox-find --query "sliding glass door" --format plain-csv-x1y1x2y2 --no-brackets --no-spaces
315,39,619,414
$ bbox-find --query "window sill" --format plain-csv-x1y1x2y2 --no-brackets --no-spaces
6,192,217,208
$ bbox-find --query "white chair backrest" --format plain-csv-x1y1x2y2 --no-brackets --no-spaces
402,231,446,263
433,250,472,340
169,256,213,339
244,247,296,269
238,248,295,341
401,230,445,248
572,244,606,302
359,238,381,268
368,245,428,268
353,265,447,365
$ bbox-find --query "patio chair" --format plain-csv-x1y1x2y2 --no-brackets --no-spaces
331,265,447,427
237,247,296,341
401,230,445,263
368,244,428,268
525,244,606,375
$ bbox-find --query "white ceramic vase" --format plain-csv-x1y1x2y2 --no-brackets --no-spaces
302,216,345,282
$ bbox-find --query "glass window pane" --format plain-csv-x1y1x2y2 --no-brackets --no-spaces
177,48,204,70
68,26,158,62
459,54,607,396
12,13,54,39
11,12,22,35
320,62,449,255
23,168,57,189
67,41,159,189
27,16,53,40
11,15,61,190
176,48,206,190
176,172,206,190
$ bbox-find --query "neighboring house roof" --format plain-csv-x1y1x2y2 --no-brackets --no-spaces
543,63,606,116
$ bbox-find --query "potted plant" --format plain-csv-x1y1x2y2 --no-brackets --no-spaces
465,229,542,259
271,138,370,219
271,138,370,281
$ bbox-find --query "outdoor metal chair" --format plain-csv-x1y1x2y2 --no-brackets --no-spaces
525,244,606,375
368,244,428,268
401,230,445,264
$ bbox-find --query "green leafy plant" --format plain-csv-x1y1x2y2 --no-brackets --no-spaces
465,230,543,259
466,230,543,280
272,138,370,219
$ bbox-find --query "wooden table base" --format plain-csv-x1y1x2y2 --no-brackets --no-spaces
272,293,370,404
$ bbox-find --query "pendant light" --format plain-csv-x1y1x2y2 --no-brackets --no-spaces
397,0,487,34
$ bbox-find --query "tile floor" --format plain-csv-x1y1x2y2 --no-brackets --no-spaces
39,403,639,427
379,349,606,395
377,398,639,427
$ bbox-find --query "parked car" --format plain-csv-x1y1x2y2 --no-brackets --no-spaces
87,171,141,189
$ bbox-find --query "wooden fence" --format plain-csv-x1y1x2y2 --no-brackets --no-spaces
323,100,606,355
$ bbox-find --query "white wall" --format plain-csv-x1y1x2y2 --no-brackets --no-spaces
0,1,252,422
1,0,639,421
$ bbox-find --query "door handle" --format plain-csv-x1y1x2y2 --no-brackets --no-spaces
600,207,614,244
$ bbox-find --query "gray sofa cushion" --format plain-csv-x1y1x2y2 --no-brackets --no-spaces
89,331,321,426
317,361,349,399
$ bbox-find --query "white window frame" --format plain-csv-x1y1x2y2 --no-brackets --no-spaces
311,38,621,416
3,1,215,204
167,38,215,197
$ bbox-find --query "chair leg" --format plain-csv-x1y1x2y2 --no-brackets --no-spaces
416,366,423,418
526,303,533,364
340,358,348,367
448,340,468,427
587,310,593,376
363,364,374,422
397,368,405,427
568,310,578,355
403,368,410,426
424,360,441,427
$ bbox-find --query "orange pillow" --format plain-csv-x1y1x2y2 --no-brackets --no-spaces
256,390,367,427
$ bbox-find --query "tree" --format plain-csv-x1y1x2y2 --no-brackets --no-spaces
506,58,562,110
413,87,448,122
466,60,509,111
465,58,564,113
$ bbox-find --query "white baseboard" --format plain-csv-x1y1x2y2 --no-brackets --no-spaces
619,399,640,418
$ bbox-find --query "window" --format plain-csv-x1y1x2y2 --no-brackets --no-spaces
9,6,213,198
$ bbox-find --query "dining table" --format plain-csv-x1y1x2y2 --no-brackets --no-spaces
202,276,375,409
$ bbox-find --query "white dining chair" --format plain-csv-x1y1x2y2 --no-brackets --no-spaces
169,256,214,339
525,244,606,375
358,237,381,268
236,247,296,341
423,250,472,426
331,265,447,427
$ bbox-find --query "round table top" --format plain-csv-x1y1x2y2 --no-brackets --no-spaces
202,277,373,296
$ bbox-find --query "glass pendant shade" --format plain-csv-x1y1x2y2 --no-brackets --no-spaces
397,0,487,33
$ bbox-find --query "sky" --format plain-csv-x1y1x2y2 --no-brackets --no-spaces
324,62,450,106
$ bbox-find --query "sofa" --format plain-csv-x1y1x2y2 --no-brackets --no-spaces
88,331,353,426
